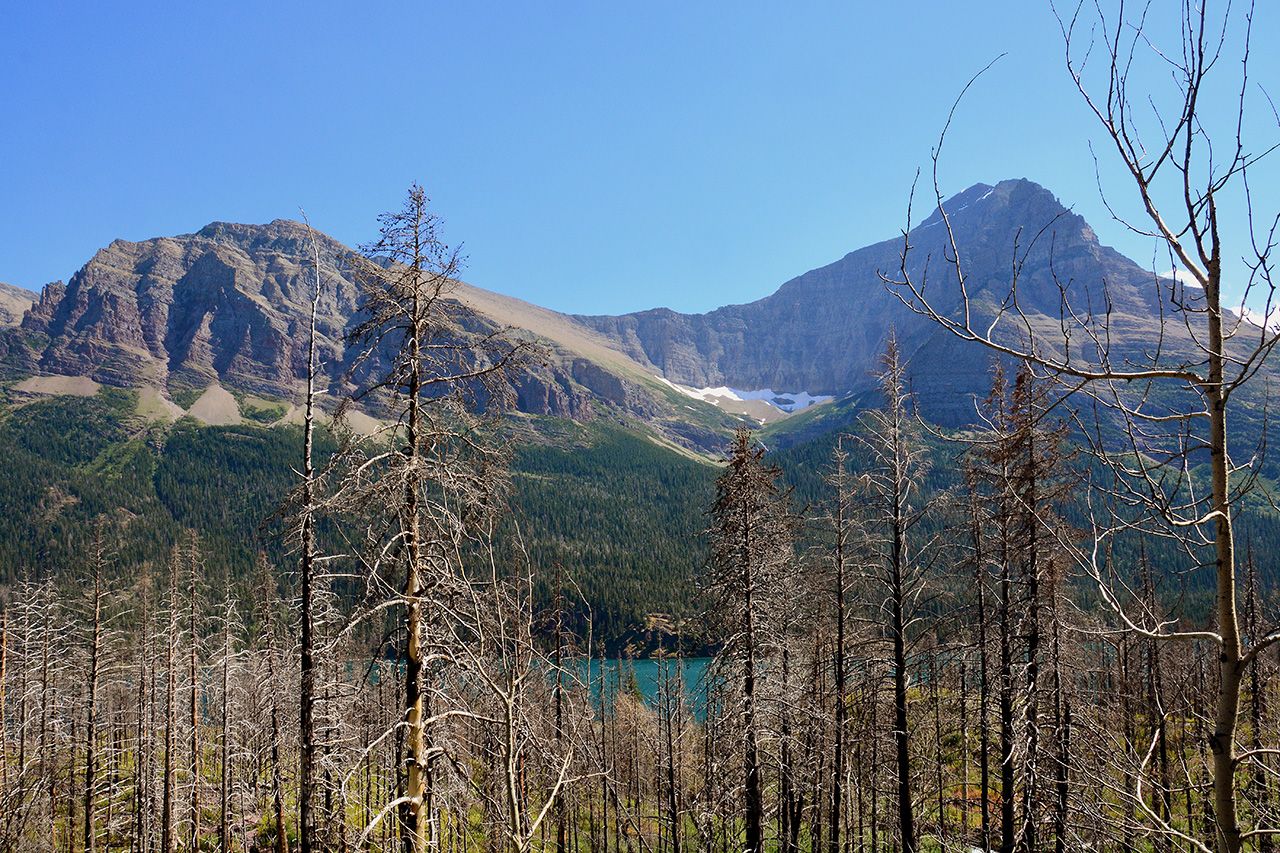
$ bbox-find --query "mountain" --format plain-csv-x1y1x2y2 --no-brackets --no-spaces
2,178,1254,452
0,282,37,327
2,178,1275,642
1,219,746,452
576,178,1204,431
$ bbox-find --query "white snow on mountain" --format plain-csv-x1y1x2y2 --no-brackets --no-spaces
657,377,833,415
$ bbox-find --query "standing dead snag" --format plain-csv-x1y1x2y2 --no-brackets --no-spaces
292,209,328,853
884,3,1280,850
818,436,856,853
964,359,1073,851
81,521,112,853
702,427,799,853
340,183,533,853
852,333,947,853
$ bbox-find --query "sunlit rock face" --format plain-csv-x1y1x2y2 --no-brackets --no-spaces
19,220,363,396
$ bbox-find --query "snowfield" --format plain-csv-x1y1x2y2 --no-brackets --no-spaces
657,376,833,415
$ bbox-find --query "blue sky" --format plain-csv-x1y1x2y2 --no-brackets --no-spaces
2,2,1276,315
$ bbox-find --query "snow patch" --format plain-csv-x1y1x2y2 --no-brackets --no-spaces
657,377,833,414
977,188,995,202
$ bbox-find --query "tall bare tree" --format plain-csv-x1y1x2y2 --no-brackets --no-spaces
885,3,1280,850
702,427,799,853
341,183,532,853
294,209,328,853
854,333,942,853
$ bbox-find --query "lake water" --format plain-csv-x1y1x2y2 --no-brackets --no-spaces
576,657,715,709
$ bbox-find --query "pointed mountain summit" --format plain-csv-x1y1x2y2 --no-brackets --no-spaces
577,178,1170,426
17,219,362,394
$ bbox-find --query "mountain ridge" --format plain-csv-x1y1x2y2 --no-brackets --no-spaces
2,177,1243,449
574,178,1117,425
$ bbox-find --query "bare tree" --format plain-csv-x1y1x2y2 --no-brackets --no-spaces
293,209,329,853
81,523,109,853
885,3,1280,850
339,183,533,853
702,427,799,853
852,333,945,853
815,436,859,853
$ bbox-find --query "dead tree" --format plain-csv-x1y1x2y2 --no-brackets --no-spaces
884,4,1280,850
702,427,799,853
853,333,942,853
339,183,533,853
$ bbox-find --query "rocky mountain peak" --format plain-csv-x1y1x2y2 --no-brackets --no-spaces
574,178,1152,427
0,178,1184,449
15,220,364,396
192,218,352,259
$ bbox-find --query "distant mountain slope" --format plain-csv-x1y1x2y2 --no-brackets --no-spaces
0,281,37,327
15,220,361,394
577,178,1206,428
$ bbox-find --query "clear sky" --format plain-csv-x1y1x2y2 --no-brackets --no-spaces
2,2,1276,315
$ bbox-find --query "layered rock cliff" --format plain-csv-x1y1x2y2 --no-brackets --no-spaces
5,218,737,451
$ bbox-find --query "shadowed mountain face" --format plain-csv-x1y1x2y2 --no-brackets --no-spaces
2,178,1235,447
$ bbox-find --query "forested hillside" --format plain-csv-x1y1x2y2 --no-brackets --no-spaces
0,383,722,645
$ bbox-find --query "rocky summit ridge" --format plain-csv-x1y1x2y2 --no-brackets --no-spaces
0,219,745,451
576,178,1171,427
0,178,1231,450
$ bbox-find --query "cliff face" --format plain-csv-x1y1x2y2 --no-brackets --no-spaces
21,220,363,395
10,218,735,450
